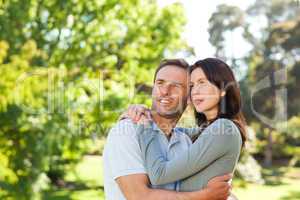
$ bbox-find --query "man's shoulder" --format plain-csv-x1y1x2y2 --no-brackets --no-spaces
104,119,142,153
103,119,147,181
108,119,140,136
114,118,139,128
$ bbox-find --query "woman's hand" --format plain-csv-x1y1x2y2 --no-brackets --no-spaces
119,104,152,124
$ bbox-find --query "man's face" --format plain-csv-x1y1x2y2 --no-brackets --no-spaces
152,65,189,118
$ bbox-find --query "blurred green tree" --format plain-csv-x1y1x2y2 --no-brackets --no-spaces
0,0,191,199
208,0,300,168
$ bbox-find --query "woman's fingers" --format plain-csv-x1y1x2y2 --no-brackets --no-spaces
127,105,137,122
125,104,151,123
136,106,148,121
119,104,151,122
146,110,152,120
137,115,151,125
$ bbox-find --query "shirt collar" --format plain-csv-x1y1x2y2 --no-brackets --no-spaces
169,128,182,146
150,121,182,146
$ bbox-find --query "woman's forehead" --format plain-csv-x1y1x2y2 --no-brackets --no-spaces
191,68,207,81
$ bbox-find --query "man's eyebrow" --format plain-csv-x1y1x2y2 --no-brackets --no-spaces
155,78,184,86
173,81,184,85
168,80,184,86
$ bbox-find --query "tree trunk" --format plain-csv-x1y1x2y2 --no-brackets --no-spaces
264,128,273,167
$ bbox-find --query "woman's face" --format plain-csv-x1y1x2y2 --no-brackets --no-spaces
190,67,223,116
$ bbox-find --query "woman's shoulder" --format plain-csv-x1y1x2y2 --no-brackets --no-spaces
213,118,236,126
204,118,243,150
204,118,240,137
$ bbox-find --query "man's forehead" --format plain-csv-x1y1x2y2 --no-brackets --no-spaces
158,65,188,73
155,65,189,82
155,75,190,85
156,67,188,77
155,78,184,85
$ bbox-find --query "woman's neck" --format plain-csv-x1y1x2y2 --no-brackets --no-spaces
203,107,218,122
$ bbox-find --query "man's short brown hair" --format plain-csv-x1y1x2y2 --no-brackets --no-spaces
153,59,189,82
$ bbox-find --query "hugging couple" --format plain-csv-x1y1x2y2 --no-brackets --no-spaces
103,58,247,200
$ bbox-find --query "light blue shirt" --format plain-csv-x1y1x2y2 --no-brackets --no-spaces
146,122,192,191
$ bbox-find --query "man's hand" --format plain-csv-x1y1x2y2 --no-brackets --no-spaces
203,174,232,200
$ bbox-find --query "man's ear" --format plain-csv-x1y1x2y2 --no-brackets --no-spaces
187,96,191,105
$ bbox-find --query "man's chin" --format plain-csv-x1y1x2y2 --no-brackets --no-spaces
156,110,181,119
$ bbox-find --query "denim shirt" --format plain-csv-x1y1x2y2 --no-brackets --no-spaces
136,121,192,191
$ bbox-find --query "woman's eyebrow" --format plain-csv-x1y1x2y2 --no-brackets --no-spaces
192,77,206,82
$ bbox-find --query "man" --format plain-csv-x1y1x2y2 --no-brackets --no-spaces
103,59,232,200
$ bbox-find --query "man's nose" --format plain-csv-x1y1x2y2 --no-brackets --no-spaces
160,85,170,96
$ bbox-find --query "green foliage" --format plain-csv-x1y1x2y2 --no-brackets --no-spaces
0,0,190,199
208,0,300,167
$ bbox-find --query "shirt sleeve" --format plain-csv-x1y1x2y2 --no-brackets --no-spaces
140,118,242,185
105,119,147,180
175,127,200,139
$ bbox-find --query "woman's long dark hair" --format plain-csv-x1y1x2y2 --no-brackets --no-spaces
190,58,247,146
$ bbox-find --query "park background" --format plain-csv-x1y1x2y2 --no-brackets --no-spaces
0,0,300,199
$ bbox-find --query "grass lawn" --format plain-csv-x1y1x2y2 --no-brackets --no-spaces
43,155,105,200
43,155,300,200
234,180,300,200
233,166,300,200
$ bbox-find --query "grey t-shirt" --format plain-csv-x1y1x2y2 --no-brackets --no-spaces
103,119,147,200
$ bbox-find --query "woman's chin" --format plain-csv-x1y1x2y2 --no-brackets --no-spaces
194,107,206,113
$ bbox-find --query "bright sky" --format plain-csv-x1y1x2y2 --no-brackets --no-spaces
158,0,254,63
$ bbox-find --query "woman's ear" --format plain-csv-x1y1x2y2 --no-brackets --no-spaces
221,90,226,97
220,90,226,114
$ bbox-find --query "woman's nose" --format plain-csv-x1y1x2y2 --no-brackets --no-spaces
191,86,200,96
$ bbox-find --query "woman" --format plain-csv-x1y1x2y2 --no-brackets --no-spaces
122,58,247,193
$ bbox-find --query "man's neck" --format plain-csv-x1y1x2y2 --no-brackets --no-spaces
151,111,180,139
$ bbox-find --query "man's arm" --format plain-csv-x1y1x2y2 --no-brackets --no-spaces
116,174,231,200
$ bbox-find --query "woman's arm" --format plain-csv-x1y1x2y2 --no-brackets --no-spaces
176,127,200,139
140,118,242,185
